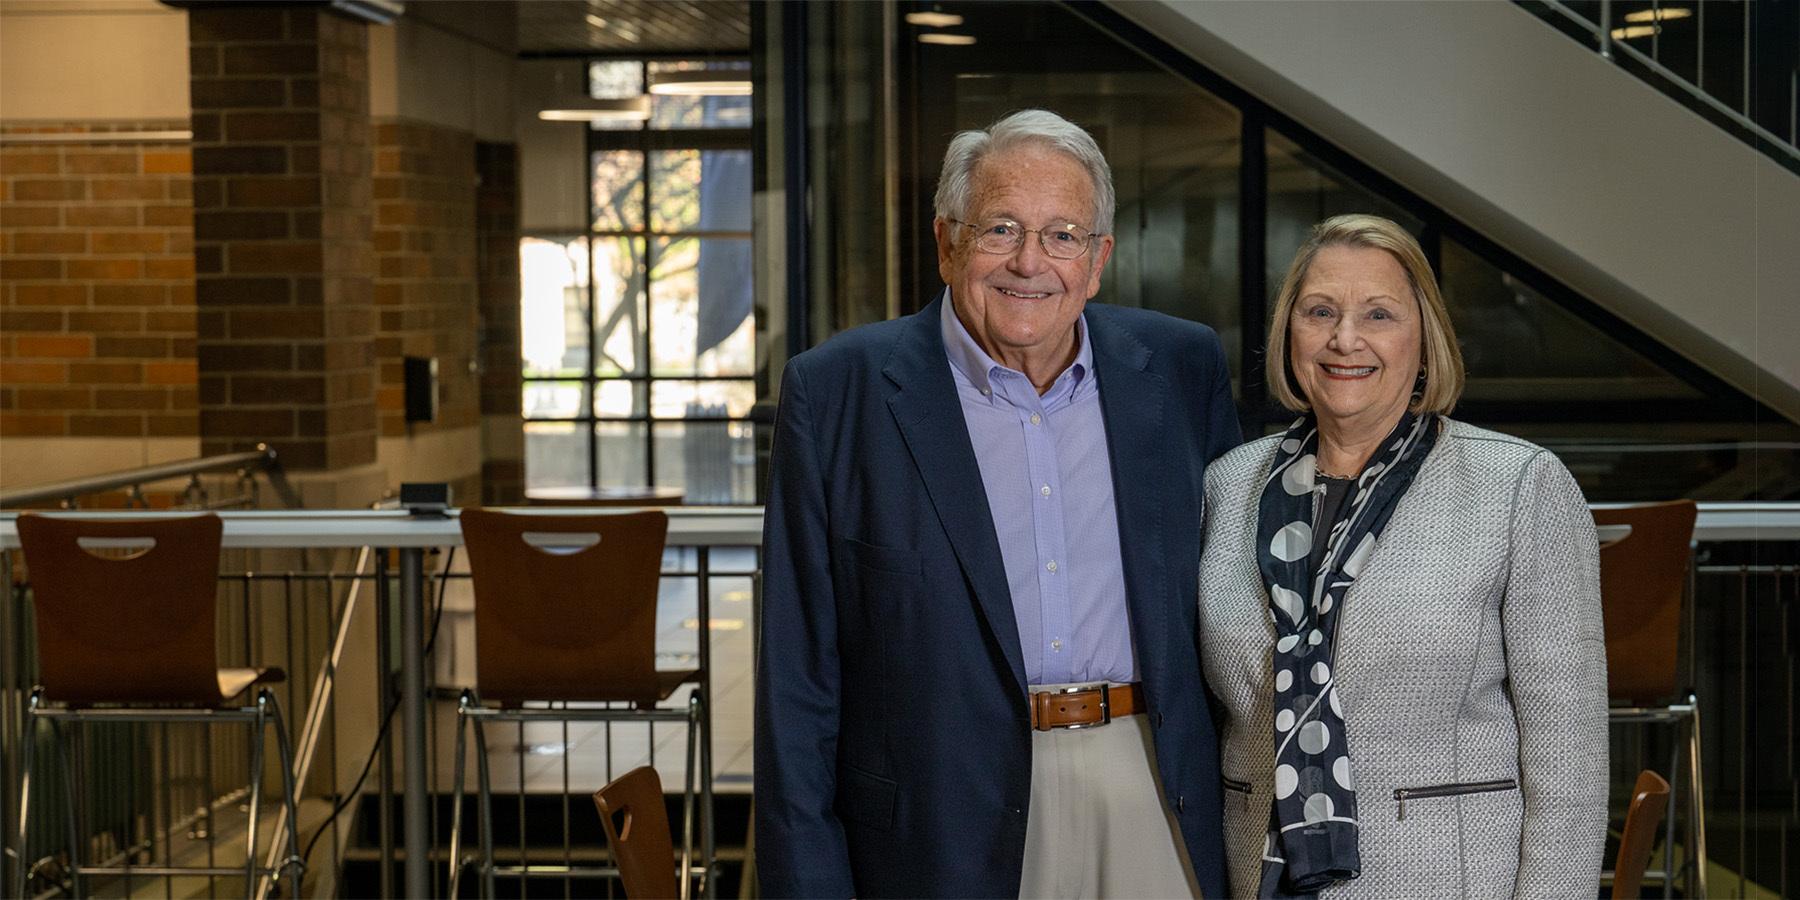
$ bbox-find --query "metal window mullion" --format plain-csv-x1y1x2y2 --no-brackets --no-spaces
640,83,659,491
588,238,600,489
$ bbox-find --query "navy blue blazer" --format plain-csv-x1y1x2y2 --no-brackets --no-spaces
755,296,1241,898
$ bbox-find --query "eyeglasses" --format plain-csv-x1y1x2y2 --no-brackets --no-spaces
947,217,1103,260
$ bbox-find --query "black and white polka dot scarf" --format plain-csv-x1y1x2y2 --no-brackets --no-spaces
1254,411,1439,898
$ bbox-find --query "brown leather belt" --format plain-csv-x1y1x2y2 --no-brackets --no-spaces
1029,683,1144,731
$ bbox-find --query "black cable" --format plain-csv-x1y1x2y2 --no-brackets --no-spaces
298,547,457,876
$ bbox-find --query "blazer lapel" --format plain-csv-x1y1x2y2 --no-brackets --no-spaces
1088,310,1172,672
884,296,1028,695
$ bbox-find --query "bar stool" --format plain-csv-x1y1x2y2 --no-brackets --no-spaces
448,508,709,898
1612,769,1673,900
12,513,302,898
1594,499,1704,899
593,766,682,899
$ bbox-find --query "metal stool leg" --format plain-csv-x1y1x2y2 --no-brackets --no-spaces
1687,693,1708,900
682,693,699,900
265,689,305,892
246,699,267,894
1663,717,1679,899
700,689,714,899
474,715,495,899
14,692,39,900
448,691,471,898
51,717,83,898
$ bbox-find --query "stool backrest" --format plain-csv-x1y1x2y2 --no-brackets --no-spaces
1593,500,1697,704
458,508,669,705
16,513,225,705
1611,768,1671,900
593,765,679,899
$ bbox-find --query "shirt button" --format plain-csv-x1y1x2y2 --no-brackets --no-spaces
1046,560,1058,573
1051,639,1062,651
1029,413,1041,425
981,388,991,396
1040,484,1051,497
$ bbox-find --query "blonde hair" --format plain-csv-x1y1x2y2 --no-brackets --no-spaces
1265,214,1464,415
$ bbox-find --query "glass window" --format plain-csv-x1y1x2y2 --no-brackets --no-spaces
1265,130,1423,297
1440,238,1699,403
525,58,754,500
907,2,1244,371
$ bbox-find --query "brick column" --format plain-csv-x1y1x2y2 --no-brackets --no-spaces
187,5,376,480
474,141,523,505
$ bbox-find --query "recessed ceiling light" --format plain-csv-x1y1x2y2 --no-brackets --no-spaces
918,33,976,46
585,13,608,28
905,11,964,27
648,70,752,96
1623,7,1691,23
538,96,651,122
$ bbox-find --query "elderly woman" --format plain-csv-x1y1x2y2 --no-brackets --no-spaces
1198,214,1608,898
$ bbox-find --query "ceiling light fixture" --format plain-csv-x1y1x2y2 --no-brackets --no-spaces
904,11,964,27
1609,24,1659,40
917,33,976,46
585,13,608,28
1623,7,1692,23
538,96,650,123
647,69,752,96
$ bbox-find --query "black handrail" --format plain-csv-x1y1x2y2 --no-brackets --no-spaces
0,443,300,509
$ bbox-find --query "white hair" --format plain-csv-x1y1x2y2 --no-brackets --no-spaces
932,109,1115,236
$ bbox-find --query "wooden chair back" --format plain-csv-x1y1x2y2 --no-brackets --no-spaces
458,508,669,705
1593,500,1697,704
16,513,224,705
593,766,679,899
1611,768,1671,899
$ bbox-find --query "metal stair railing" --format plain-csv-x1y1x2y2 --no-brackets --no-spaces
1525,0,1799,169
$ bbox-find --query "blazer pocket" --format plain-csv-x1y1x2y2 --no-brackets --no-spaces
838,535,922,576
1222,776,1254,809
835,763,897,831
1392,778,1517,821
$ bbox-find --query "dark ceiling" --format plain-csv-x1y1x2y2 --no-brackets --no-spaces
516,0,750,54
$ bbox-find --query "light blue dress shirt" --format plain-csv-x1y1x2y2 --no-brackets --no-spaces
940,292,1137,686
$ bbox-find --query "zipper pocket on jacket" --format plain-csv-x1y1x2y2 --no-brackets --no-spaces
1222,777,1253,795
1392,778,1518,821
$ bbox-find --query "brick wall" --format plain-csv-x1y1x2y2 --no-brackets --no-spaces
0,123,199,447
188,6,377,473
371,120,479,438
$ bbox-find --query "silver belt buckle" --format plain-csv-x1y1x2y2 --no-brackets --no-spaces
1053,683,1110,730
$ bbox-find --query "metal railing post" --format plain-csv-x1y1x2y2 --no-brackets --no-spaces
1598,0,1613,60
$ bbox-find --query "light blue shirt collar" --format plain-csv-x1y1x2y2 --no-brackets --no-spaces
940,288,1090,401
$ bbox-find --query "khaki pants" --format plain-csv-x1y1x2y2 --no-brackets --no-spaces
1019,684,1202,899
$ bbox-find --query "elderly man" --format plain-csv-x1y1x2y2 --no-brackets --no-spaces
755,109,1240,898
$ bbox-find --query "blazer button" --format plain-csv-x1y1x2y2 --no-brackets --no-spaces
1177,795,1185,813
1154,712,1165,728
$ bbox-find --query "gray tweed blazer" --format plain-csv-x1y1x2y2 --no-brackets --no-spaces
1198,419,1608,899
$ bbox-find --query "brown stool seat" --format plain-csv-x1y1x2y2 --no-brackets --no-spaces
1593,500,1706,898
13,512,304,898
448,508,711,898
1611,769,1672,900
594,766,680,899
